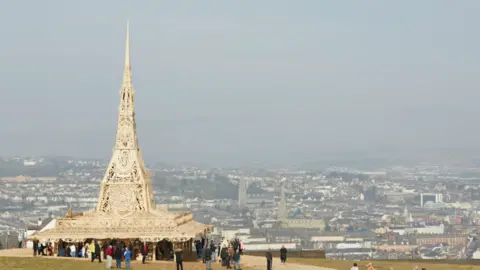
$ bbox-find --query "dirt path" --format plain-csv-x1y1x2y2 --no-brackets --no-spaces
240,255,338,270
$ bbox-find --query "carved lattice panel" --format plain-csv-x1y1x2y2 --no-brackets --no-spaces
98,183,146,212
98,185,112,212
118,116,133,128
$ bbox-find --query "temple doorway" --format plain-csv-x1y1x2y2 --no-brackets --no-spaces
155,239,173,260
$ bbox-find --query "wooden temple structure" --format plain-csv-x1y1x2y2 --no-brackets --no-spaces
28,22,212,261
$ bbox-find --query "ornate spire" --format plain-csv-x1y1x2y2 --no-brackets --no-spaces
123,20,132,87
96,22,154,213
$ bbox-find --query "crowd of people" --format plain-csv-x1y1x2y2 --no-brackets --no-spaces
31,237,293,270
32,239,149,269
192,237,244,270
32,240,53,257
193,237,289,270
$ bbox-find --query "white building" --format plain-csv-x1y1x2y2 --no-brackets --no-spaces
23,160,37,166
420,193,443,207
25,217,56,249
391,223,445,235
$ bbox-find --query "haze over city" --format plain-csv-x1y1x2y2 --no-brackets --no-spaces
5,2,480,270
1,1,479,166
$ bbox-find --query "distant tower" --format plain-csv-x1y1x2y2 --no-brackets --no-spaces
277,182,287,222
238,177,248,207
403,205,409,217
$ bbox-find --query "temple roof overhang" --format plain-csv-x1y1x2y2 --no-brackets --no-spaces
28,209,213,243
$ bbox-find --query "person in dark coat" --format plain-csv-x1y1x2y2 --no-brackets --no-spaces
175,248,184,270
102,242,108,259
280,245,287,264
141,242,148,264
195,241,201,258
32,240,38,257
217,243,221,262
39,243,45,256
233,249,241,270
94,240,102,263
204,247,213,270
201,238,206,263
210,243,217,262
266,251,273,270
114,242,123,268
232,239,239,252
220,246,228,266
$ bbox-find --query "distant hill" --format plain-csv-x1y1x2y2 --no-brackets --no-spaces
157,173,237,200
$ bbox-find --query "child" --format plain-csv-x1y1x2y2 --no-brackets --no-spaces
233,249,241,270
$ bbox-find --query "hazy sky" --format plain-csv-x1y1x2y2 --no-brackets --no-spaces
1,1,479,165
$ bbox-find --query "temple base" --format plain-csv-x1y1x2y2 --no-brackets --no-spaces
52,238,199,262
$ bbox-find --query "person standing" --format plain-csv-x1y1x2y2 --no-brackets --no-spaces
175,248,184,270
201,237,206,263
90,241,96,262
226,247,233,269
280,245,287,264
210,243,217,262
220,245,227,266
195,241,201,258
204,246,212,270
351,262,359,270
114,242,123,268
70,244,76,258
39,243,44,256
47,243,53,256
141,242,148,264
233,249,241,270
105,245,113,269
94,240,102,263
124,247,132,269
239,240,244,255
32,240,38,257
103,242,108,260
266,251,272,270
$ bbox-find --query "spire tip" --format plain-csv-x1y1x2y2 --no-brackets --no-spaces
124,20,130,70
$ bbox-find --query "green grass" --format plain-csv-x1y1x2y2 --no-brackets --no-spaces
0,257,102,270
4,256,477,270
0,257,253,270
289,258,480,270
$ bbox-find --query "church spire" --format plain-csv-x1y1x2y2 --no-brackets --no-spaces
96,21,154,213
278,181,287,223
118,21,135,117
122,20,132,87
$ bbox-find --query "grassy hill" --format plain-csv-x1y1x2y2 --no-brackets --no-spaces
0,257,245,270
2,255,480,270
290,258,480,270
